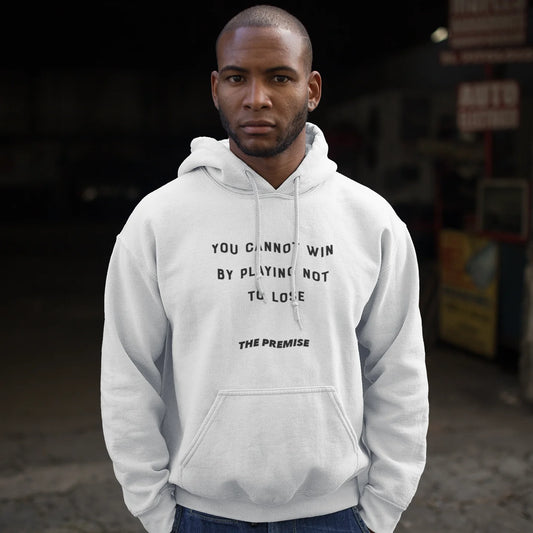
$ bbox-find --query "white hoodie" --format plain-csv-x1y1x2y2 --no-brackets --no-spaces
101,123,428,533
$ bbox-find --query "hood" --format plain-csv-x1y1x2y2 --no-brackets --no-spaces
177,122,337,195
177,122,337,330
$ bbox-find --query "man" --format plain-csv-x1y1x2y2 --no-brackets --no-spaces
101,5,428,533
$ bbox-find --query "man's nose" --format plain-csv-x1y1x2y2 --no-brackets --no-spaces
243,80,271,110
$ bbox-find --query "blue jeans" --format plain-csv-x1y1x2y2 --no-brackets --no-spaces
170,505,371,532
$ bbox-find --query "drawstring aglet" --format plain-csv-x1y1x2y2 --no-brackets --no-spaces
256,274,268,303
291,300,304,330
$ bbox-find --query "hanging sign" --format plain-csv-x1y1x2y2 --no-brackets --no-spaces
440,47,533,65
448,0,528,49
457,79,520,132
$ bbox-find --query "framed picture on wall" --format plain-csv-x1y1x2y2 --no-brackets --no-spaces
477,178,530,242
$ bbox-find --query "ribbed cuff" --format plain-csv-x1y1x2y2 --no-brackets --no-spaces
137,487,176,533
358,485,404,533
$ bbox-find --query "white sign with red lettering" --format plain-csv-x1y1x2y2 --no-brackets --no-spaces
457,80,520,132
449,0,528,49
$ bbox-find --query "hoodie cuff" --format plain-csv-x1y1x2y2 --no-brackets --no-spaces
358,485,404,533
137,487,176,533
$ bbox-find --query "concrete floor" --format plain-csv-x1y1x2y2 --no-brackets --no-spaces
1,222,532,532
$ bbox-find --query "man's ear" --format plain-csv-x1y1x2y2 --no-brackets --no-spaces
211,71,220,110
307,70,322,112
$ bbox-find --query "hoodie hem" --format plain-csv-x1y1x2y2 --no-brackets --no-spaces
174,481,359,523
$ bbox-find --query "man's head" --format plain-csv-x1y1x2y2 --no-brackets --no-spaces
215,5,313,73
211,5,321,165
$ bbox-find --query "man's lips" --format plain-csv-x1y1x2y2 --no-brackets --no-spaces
240,121,275,134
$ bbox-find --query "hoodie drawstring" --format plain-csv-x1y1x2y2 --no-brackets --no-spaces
246,171,267,302
291,176,303,329
245,170,303,329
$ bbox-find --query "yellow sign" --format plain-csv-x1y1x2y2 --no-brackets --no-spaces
439,229,498,358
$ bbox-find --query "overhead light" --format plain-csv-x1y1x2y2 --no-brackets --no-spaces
431,27,448,43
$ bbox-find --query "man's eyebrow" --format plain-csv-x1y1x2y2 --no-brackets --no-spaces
264,66,299,75
218,65,248,74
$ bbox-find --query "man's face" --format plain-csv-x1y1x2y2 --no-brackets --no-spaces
211,26,321,160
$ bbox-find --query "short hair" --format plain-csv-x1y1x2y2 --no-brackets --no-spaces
216,5,313,72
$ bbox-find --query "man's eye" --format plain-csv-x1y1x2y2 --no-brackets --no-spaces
227,75,243,83
273,75,290,83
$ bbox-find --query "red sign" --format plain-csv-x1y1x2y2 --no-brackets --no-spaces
457,80,520,132
448,0,528,49
440,47,533,65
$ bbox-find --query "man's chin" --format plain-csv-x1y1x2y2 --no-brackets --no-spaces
232,138,281,159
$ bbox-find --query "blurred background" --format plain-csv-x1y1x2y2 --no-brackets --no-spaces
1,1,533,531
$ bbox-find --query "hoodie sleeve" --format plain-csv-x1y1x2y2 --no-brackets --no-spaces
101,229,176,533
356,221,429,533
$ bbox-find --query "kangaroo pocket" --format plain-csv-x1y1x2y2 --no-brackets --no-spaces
178,386,360,506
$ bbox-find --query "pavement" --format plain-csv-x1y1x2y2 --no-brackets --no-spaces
1,222,532,533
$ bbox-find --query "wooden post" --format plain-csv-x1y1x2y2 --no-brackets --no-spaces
520,242,533,403
484,63,493,178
